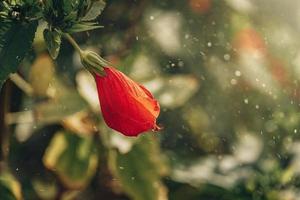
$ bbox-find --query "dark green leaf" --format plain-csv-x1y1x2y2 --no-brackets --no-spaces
82,0,106,21
65,22,103,33
43,29,62,59
109,135,168,200
0,20,37,89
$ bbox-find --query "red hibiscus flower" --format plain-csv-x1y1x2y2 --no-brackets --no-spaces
94,67,160,137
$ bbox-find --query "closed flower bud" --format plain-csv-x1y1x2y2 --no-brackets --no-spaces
95,67,161,137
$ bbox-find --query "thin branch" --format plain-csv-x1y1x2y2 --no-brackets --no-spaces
63,33,83,55
9,73,33,96
5,111,35,125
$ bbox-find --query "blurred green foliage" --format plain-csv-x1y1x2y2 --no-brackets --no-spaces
2,0,300,199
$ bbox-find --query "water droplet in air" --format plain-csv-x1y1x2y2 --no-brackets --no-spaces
224,54,230,61
235,70,241,77
230,79,237,85
178,61,184,67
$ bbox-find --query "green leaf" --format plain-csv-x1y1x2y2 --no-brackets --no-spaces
43,29,62,59
0,170,22,200
65,22,103,33
0,20,37,89
34,77,88,124
82,0,106,21
43,131,99,189
109,135,168,200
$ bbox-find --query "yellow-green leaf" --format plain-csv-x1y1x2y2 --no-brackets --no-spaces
0,170,22,200
43,131,99,189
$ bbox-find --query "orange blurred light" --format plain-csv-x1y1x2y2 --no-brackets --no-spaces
233,28,267,55
189,0,212,14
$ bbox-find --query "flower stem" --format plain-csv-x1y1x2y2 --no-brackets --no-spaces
9,73,33,96
63,33,83,55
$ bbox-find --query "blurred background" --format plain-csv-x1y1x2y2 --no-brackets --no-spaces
3,0,300,199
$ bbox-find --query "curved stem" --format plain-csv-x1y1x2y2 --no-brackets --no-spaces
63,33,83,55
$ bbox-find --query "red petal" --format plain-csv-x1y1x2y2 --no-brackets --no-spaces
95,67,160,136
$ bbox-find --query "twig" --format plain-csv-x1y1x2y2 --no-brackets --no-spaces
63,33,83,55
9,73,33,96
5,111,34,125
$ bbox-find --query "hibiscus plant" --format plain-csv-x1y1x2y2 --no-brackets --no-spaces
0,1,165,200
2,1,291,200
0,0,160,136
